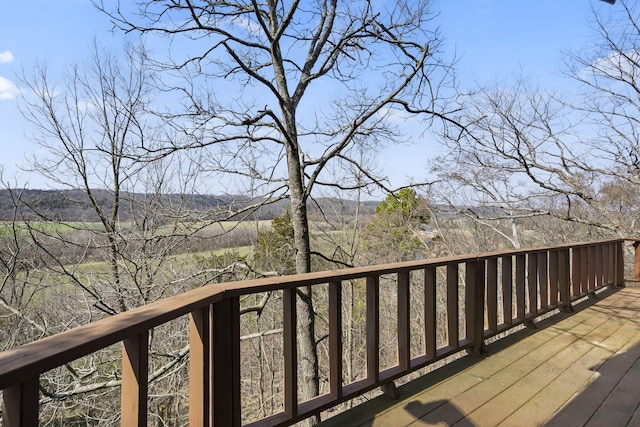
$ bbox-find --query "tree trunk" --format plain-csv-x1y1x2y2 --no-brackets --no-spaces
285,116,320,424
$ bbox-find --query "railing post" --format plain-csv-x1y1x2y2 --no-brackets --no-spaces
2,377,39,427
603,243,612,288
212,297,241,426
121,332,149,427
189,306,211,427
607,241,620,288
283,288,298,419
633,241,640,282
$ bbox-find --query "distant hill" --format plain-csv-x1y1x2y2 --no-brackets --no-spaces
0,189,378,222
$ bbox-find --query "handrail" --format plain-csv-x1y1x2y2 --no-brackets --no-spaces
0,238,630,426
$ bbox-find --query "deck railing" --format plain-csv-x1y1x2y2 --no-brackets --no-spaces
0,239,635,426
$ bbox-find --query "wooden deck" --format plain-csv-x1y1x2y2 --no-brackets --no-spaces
319,286,640,427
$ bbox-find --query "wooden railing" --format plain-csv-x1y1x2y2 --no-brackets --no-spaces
0,239,634,426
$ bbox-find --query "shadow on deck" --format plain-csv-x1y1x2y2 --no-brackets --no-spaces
319,287,640,427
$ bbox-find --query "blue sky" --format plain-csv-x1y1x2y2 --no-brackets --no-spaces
435,1,607,85
0,0,616,190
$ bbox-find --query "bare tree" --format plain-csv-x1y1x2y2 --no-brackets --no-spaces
96,0,457,415
20,43,178,314
433,67,640,251
564,0,640,231
424,1,640,252
11,42,244,424
432,0,640,249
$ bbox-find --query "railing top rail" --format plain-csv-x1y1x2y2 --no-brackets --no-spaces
0,284,225,388
0,238,626,389
222,238,626,295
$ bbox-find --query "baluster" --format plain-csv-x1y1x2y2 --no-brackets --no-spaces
464,261,476,342
424,266,436,359
366,275,380,384
502,256,513,326
560,249,573,312
465,260,486,354
583,246,589,293
515,254,526,321
486,258,498,333
447,264,459,348
587,245,596,293
329,281,343,399
398,271,410,370
595,244,603,289
539,251,548,310
549,250,559,308
527,253,538,320
572,248,581,298
603,243,611,287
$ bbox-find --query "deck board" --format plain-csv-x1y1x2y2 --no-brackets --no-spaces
319,287,640,427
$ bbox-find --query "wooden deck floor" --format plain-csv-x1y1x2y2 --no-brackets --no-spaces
319,287,640,427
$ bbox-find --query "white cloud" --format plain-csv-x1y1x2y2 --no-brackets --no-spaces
587,49,640,80
0,76,19,99
0,50,14,64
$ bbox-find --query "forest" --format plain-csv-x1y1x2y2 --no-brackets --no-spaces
1,0,639,425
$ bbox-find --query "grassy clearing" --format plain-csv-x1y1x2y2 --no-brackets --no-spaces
190,220,272,234
0,221,118,237
0,221,77,237
173,245,255,264
0,219,273,239
7,218,356,302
